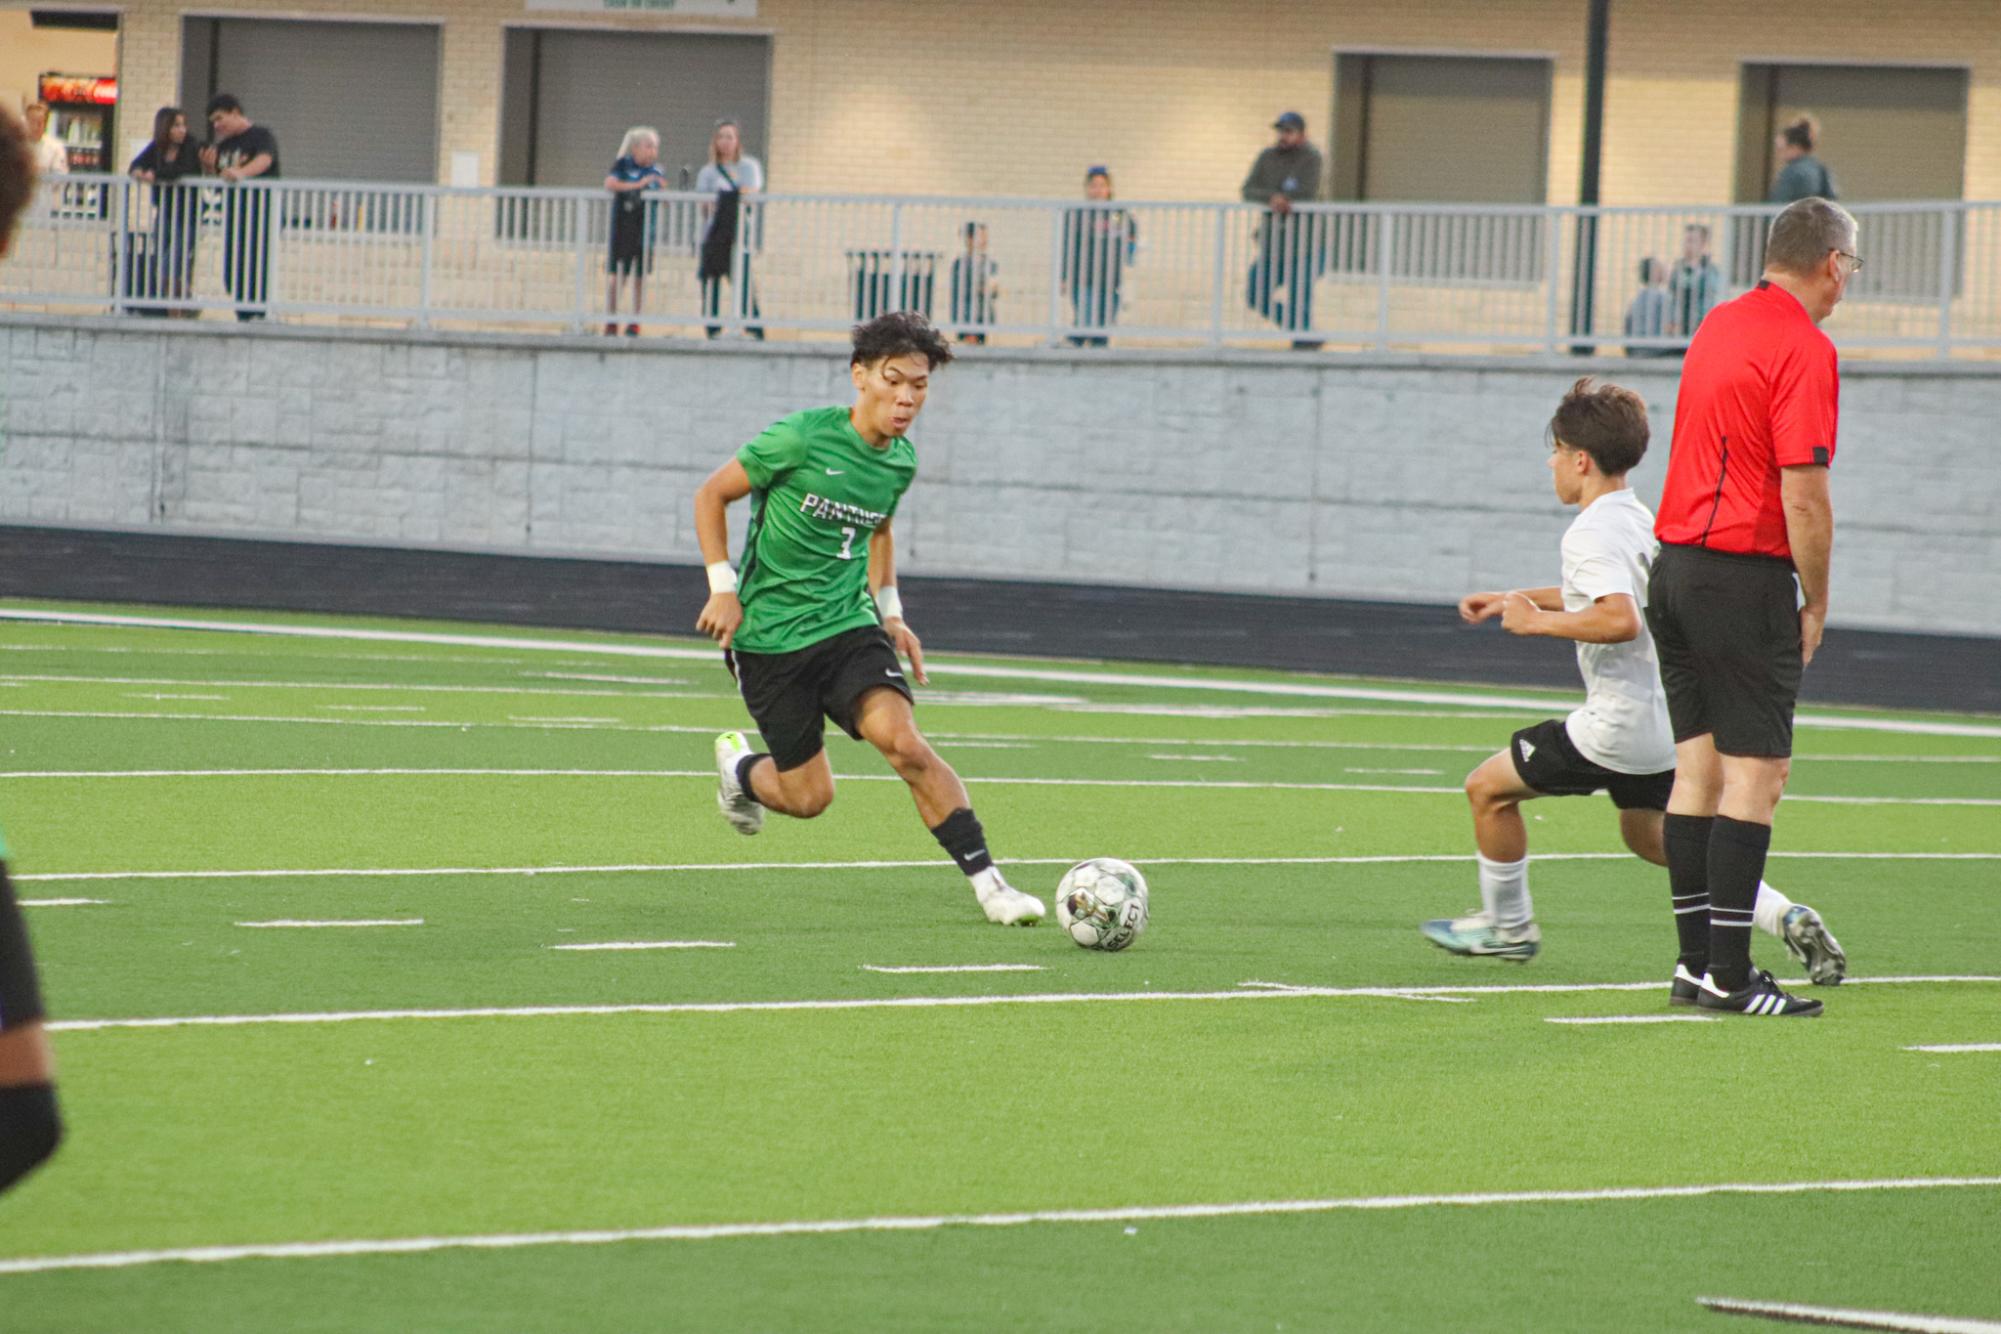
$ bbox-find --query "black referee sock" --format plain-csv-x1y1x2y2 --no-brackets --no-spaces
0,1083,62,1196
1707,816,1772,992
929,807,994,877
734,752,769,797
1662,814,1713,975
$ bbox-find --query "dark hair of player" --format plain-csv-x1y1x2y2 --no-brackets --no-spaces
1549,377,1649,478
0,105,36,251
1780,115,1818,152
850,310,954,369
205,92,245,118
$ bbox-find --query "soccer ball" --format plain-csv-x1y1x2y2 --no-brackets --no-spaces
1054,858,1149,951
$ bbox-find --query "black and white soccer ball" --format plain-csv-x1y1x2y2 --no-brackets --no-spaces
1054,858,1149,951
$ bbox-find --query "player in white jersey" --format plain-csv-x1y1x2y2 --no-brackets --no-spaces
1420,379,1845,995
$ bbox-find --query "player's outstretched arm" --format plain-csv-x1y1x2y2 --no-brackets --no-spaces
1499,591,1641,643
868,520,927,686
693,459,753,648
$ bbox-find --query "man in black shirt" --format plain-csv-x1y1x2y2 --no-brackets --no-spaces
1241,111,1326,350
201,93,281,321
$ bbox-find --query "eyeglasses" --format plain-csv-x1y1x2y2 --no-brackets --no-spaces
1836,250,1865,272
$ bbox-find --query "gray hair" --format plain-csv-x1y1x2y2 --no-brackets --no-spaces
1764,197,1857,277
618,126,660,159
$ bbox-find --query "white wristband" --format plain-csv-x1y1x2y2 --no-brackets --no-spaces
875,585,904,623
706,561,739,595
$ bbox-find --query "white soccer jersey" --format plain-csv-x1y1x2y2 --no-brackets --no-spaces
1559,488,1676,775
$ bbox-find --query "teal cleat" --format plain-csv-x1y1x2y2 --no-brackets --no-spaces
1420,909,1541,963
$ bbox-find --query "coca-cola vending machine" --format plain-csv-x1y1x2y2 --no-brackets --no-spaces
37,72,118,173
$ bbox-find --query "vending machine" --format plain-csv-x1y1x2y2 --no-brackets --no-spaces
36,72,118,173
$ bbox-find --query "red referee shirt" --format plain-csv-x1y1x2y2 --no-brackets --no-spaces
1656,281,1839,560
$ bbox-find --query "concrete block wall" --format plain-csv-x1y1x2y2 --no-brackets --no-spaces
2,316,1996,637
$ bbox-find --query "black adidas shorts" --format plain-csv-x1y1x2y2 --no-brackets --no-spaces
731,625,914,771
1510,718,1676,811
0,861,49,1031
1646,543,1804,759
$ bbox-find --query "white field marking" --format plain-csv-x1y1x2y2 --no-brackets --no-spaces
19,898,108,907
507,716,625,724
40,975,1998,1034
0,765,1990,807
861,963,1045,974
1544,1024,1720,1032
1345,767,1447,776
1237,980,1469,1003
318,704,428,713
7,606,2001,739
527,672,691,685
236,918,425,929
0,708,730,735
548,940,735,952
0,673,710,702
1698,1296,2001,1333
1803,754,2001,764
2,1176,1997,1279
20,851,2001,886
0,643,528,667
1058,703,1540,721
934,740,1034,749
120,692,227,702
920,691,1094,707
1904,1043,2001,1054
1145,753,1244,763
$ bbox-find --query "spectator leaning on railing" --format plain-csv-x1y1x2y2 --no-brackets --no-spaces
1242,111,1325,350
1668,223,1724,345
604,125,665,337
948,220,1000,345
200,93,281,322
129,106,201,316
697,118,765,340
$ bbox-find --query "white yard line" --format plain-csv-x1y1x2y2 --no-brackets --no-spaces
18,898,108,907
236,919,425,929
862,964,1044,974
0,1176,1993,1278
318,705,428,713
0,673,708,702
18,850,2001,886
1904,1043,2001,1054
8,608,1995,739
549,941,735,952
1145,753,1245,763
0,767,1990,806
1544,1024,1720,1032
40,975,1997,1034
1698,1296,2001,1333
120,692,227,702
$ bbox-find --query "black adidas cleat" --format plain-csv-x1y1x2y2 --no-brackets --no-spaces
1694,968,1824,1018
1669,962,1704,1007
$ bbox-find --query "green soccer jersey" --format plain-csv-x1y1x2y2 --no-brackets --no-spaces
733,405,918,655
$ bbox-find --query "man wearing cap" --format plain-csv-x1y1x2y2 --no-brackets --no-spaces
1242,111,1325,349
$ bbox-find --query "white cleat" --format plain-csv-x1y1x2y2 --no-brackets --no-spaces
714,731,764,836
976,878,1045,927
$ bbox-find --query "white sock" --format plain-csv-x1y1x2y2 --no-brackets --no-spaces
1477,854,1532,931
970,866,1007,899
1752,880,1794,937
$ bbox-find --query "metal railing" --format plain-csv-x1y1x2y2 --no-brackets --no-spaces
5,175,1998,357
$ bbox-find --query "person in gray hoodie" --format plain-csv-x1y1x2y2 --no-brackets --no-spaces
1241,111,1326,349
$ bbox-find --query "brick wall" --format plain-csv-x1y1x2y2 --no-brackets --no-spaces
3,316,1994,636
99,0,2001,202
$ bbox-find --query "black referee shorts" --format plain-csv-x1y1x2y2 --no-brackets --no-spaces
732,625,914,771
1645,543,1804,759
0,861,49,1032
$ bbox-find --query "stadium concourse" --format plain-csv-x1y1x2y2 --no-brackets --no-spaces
1,524,1995,715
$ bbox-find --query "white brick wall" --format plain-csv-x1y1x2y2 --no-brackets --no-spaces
2,316,1996,636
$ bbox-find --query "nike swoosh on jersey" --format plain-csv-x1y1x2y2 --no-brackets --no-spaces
825,468,845,475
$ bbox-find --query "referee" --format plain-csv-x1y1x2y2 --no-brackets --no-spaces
1647,196,1859,1019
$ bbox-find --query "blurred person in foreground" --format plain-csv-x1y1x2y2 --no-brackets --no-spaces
0,102,66,1200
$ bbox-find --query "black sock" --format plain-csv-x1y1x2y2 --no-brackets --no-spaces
0,1083,61,1196
735,752,768,797
1707,816,1772,991
1662,814,1713,975
929,807,994,877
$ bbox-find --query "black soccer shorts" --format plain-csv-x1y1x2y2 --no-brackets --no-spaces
1646,543,1804,759
0,862,49,1032
1510,718,1676,811
731,625,915,771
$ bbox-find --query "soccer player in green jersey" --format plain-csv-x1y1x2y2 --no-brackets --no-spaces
692,312,1046,926
0,106,64,1199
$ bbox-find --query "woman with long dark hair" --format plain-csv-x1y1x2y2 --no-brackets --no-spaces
128,106,200,315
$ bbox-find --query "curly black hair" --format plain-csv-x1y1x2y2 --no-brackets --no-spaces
850,310,954,369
